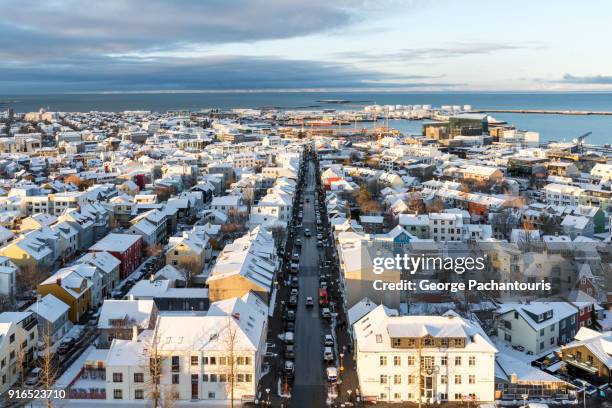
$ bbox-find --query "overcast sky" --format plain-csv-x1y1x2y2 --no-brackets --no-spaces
1,0,612,94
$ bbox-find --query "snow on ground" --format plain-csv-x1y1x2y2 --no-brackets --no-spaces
54,345,96,390
491,336,556,365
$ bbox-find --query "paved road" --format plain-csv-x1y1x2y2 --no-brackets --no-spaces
292,159,328,407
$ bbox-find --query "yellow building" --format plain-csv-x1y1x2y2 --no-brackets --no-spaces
37,267,92,322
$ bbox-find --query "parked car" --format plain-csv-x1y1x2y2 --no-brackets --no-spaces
324,334,334,347
289,295,298,307
326,366,338,382
284,360,295,378
323,347,334,362
24,367,42,386
321,308,331,319
286,310,296,321
305,296,314,307
58,338,75,355
290,288,299,296
285,345,296,359
284,332,294,344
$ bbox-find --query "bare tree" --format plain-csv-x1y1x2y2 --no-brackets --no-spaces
178,259,200,287
39,322,58,408
143,331,163,407
220,317,241,408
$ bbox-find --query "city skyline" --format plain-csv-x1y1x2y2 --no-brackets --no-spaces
2,0,612,93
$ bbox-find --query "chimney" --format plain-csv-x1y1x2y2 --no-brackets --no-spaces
232,312,241,321
132,326,138,342
56,278,62,286
149,274,154,282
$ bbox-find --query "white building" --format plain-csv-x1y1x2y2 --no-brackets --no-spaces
429,213,464,242
105,292,267,403
352,304,496,404
544,184,584,206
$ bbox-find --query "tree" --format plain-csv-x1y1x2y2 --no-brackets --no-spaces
143,331,163,407
39,322,58,408
19,264,51,292
219,317,241,408
589,308,602,331
178,259,201,287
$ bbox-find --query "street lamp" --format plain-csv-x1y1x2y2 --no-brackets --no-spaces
266,388,271,406
347,389,353,403
339,352,345,372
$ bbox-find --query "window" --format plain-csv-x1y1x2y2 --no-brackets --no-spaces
540,341,545,350
202,374,209,382
209,374,217,382
380,393,387,400
380,356,387,366
441,375,447,384
380,375,387,384
134,373,144,383
245,374,252,382
408,356,415,365
219,374,227,382
550,337,555,345
172,374,180,384
209,356,216,365
392,338,401,347
469,356,475,366
454,393,462,400
237,374,244,382
394,375,401,384
455,356,461,366
376,334,382,343
440,393,448,400
394,393,401,400
135,389,144,400
208,392,216,399
408,375,415,384
112,373,123,383
469,375,475,384
440,356,447,366
113,389,123,399
171,356,180,372
539,329,545,336
9,334,14,343
219,357,227,365
191,356,199,366
393,356,401,366
455,375,462,384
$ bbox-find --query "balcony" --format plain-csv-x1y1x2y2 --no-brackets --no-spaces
564,354,598,374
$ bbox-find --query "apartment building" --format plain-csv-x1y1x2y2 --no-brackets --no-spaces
352,304,496,404
105,292,267,403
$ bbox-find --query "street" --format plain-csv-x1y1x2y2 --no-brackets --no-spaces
292,158,327,407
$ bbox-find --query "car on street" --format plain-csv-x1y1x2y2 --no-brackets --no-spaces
317,240,323,247
24,367,42,386
289,295,298,307
304,228,311,237
326,366,338,382
323,347,334,362
286,310,296,321
295,238,302,247
292,252,300,262
285,345,296,359
58,337,75,355
324,334,334,347
321,308,331,319
290,277,299,288
284,360,295,377
284,331,294,344
290,288,299,296
285,321,295,331
305,296,314,307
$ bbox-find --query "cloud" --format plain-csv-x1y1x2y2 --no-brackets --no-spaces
0,55,459,93
335,42,543,63
0,0,389,61
558,74,612,84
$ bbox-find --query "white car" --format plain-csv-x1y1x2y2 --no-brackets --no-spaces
324,334,334,347
326,366,338,382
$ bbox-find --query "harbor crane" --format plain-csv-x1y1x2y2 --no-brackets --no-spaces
572,131,592,153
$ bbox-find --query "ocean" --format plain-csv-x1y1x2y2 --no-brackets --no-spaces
2,91,612,145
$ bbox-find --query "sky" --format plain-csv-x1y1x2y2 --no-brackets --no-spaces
1,0,612,94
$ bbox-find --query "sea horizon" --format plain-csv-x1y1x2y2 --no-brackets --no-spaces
3,91,612,144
